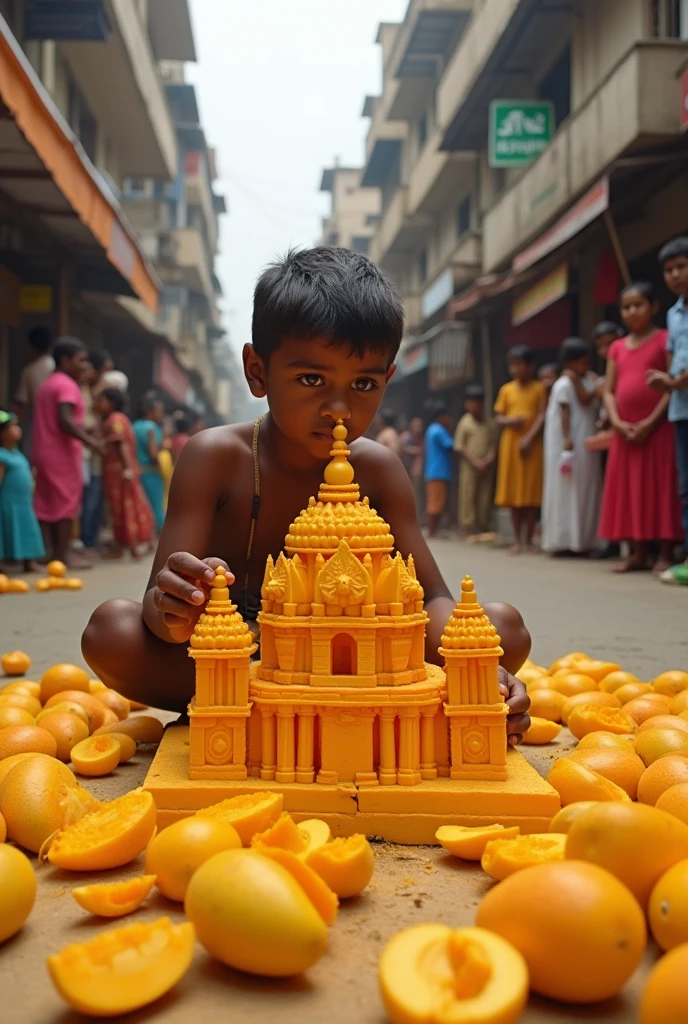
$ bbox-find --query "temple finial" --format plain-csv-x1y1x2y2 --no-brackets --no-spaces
322,419,355,488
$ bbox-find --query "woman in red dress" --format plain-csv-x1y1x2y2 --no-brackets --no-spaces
599,282,682,572
95,388,154,560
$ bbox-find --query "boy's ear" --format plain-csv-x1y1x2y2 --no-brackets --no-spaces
385,363,397,383
243,344,267,398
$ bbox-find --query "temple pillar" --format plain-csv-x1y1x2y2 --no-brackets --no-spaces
260,710,276,781
275,706,296,784
397,709,422,786
295,707,316,784
435,706,450,777
378,710,397,785
420,707,438,780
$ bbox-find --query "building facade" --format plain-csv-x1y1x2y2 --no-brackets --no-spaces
320,164,381,255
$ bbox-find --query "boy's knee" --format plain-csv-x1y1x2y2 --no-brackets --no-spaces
82,598,141,673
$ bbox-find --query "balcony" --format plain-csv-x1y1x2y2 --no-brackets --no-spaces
360,85,407,188
404,294,422,331
183,152,219,255
483,41,688,271
158,227,214,301
370,188,433,266
407,128,475,216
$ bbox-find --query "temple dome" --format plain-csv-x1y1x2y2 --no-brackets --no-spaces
190,568,255,651
285,421,394,555
440,576,504,653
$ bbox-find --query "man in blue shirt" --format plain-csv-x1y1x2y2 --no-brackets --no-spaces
648,237,688,585
424,401,454,537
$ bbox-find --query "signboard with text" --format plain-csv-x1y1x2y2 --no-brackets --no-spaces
489,101,554,168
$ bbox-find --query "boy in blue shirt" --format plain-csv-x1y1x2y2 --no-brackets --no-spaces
648,237,688,584
424,401,455,538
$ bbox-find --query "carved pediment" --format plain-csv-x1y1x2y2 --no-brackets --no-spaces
318,539,368,607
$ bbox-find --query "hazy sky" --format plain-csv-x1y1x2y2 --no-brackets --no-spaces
187,0,407,412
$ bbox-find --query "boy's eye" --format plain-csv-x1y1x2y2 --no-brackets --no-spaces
297,374,324,387
352,378,378,393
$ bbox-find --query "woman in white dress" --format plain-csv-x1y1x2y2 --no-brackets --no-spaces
542,338,603,554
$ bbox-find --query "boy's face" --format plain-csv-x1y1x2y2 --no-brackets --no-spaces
595,334,615,361
62,349,89,383
243,337,395,459
568,355,590,377
465,398,483,419
664,255,688,298
508,358,530,382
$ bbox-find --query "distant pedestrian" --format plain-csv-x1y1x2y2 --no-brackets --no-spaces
0,411,45,571
494,345,546,554
400,416,424,520
587,321,624,560
599,282,682,573
170,412,192,463
80,356,104,555
454,385,497,538
95,388,154,561
542,339,602,554
12,326,54,455
31,338,102,568
376,410,400,455
537,363,558,403
647,237,688,585
133,396,166,533
424,402,454,538
91,349,129,396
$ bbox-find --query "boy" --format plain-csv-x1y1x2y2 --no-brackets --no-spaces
423,401,454,539
82,248,530,742
454,384,497,539
537,363,558,403
647,237,688,585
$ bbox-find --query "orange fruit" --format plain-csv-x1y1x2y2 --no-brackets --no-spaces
648,860,688,950
46,787,156,870
36,700,89,728
551,673,597,698
567,747,645,799
89,679,106,694
549,653,588,674
635,728,688,767
528,689,566,722
47,918,195,1016
560,691,620,726
145,816,242,901
522,717,561,743
656,783,688,826
34,578,51,592
547,758,630,806
0,845,36,943
574,660,621,684
625,694,674,725
639,943,688,1024
196,792,284,846
671,691,688,716
0,750,54,786
40,664,91,703
2,680,40,699
576,731,636,752
305,835,375,898
638,715,688,737
0,705,34,729
0,723,57,759
93,716,163,743
653,671,688,697
0,811,5,842
567,704,636,740
638,757,688,805
548,802,599,834
0,755,98,853
256,846,339,925
565,802,688,908
37,712,89,762
1,651,31,676
70,735,121,776
525,676,555,691
475,860,646,1003
106,732,136,762
46,559,67,577
94,688,130,721
6,579,29,593
71,875,157,917
0,691,41,717
615,682,652,704
481,833,566,881
63,577,83,590
44,690,109,731
517,666,547,686
599,670,640,693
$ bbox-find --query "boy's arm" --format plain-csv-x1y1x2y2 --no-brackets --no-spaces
142,432,232,643
560,399,572,449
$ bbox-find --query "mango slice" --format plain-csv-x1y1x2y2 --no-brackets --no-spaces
481,833,567,881
196,791,283,845
46,788,157,870
435,825,520,861
299,818,332,855
379,923,528,1024
47,918,194,1016
306,834,375,898
256,846,338,924
71,875,157,917
522,717,562,744
70,735,121,777
251,811,307,853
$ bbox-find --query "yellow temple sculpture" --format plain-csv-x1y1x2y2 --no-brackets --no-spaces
145,421,560,842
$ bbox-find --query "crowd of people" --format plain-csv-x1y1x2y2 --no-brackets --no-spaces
0,333,202,573
378,235,688,586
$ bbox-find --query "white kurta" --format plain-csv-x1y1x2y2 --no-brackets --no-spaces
542,374,602,553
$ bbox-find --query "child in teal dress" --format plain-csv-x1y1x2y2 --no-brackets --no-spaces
0,411,45,570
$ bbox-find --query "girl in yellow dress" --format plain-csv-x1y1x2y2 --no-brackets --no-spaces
494,345,546,553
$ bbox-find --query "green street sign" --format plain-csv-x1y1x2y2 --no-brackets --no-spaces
489,100,554,168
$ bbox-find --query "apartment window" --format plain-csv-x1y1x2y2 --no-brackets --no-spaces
538,44,571,129
418,248,428,284
68,76,97,163
650,0,688,36
456,196,471,239
327,232,339,246
351,236,370,255
417,113,428,150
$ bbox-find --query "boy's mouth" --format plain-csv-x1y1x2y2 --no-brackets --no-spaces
311,428,335,442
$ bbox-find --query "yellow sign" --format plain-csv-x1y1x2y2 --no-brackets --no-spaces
512,264,568,326
0,267,21,325
20,285,53,313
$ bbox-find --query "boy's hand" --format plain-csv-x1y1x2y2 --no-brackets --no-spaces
154,553,234,629
499,669,530,746
646,369,673,393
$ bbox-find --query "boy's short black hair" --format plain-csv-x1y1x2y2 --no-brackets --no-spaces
659,237,688,264
139,395,162,418
53,336,86,368
591,321,623,341
506,344,534,365
537,363,558,377
28,326,52,354
89,349,112,372
99,387,126,412
424,398,448,421
559,337,591,365
252,246,404,363
465,384,485,400
621,281,656,302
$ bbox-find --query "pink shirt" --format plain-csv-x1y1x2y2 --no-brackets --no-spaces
31,372,85,522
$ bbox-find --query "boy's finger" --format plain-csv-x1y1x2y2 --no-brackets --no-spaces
506,712,530,736
155,591,197,623
156,568,206,605
167,551,217,584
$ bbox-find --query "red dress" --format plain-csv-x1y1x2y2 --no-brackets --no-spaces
102,412,154,550
599,332,682,542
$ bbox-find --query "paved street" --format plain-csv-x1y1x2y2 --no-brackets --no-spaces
1,543,686,1024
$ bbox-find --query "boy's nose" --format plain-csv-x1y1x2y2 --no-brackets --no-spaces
321,399,351,423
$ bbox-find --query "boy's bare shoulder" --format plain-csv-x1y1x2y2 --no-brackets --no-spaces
174,421,255,477
349,436,410,496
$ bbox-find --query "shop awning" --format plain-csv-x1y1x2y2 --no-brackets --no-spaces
0,13,160,312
